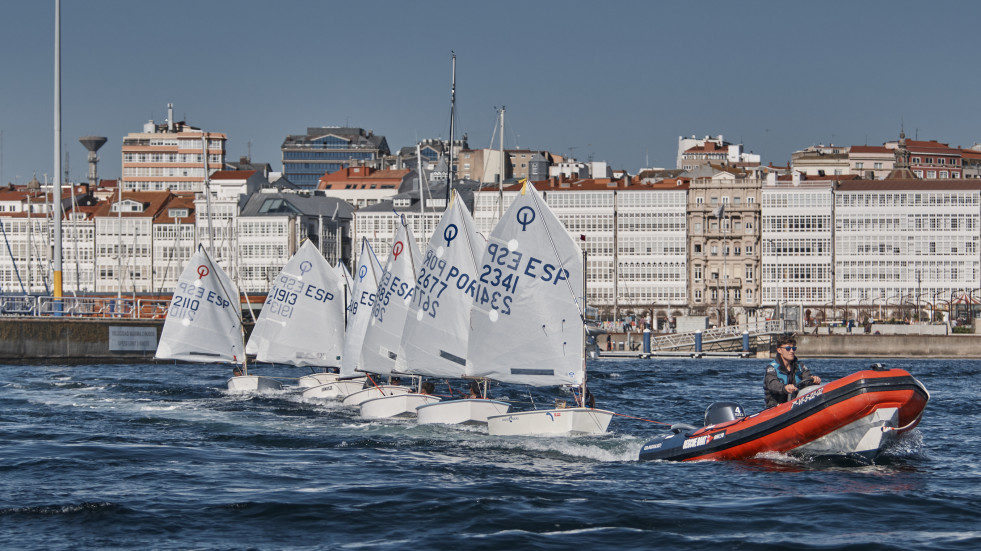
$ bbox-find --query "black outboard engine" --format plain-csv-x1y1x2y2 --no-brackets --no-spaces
704,401,746,426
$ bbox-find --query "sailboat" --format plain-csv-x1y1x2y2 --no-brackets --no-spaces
396,190,510,424
353,218,439,417
245,240,346,388
467,181,614,436
304,238,379,401
155,244,282,392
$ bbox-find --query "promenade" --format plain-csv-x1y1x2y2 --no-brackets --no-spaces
2,317,979,362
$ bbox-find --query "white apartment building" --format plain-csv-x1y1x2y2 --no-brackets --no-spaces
121,103,226,192
237,189,353,293
471,179,688,322
760,174,834,320
834,180,981,322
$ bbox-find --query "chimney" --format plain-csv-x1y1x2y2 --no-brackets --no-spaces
766,172,776,186
167,103,174,132
792,172,801,186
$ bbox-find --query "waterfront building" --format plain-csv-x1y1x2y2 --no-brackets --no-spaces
834,179,981,323
896,140,963,179
679,135,761,172
791,144,850,177
236,188,354,293
192,170,265,285
457,148,508,184
847,145,894,180
316,166,409,209
281,127,390,189
150,194,196,294
760,172,835,323
93,191,192,294
677,135,726,170
962,145,981,179
121,103,226,192
687,166,762,326
0,179,69,293
471,176,688,325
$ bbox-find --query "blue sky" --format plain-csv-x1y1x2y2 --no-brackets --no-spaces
2,0,980,185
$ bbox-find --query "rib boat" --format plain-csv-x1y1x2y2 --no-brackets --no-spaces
639,365,929,463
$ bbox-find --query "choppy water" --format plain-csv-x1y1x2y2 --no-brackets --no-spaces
1,357,978,550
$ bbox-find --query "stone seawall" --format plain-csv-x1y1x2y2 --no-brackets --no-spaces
2,319,981,361
797,334,981,358
0,318,163,362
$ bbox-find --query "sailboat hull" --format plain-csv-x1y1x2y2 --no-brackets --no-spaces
226,375,283,393
416,399,511,425
298,372,340,389
341,385,412,407
360,394,441,419
301,379,364,400
487,407,614,436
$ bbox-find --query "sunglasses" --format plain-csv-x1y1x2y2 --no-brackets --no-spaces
781,346,797,351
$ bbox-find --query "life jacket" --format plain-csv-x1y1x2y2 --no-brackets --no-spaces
769,360,805,386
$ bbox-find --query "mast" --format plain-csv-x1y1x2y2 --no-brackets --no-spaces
202,135,215,257
498,106,505,219
446,52,456,203
417,144,425,217
53,0,63,304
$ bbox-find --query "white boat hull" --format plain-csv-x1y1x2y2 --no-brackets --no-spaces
341,385,412,407
297,372,340,389
794,406,901,461
416,399,511,425
301,379,365,400
226,375,283,393
487,407,614,436
360,394,441,419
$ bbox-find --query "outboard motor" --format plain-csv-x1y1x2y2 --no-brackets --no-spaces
704,401,746,426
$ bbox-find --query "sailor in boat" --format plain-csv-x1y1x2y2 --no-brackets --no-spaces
419,381,435,395
764,333,822,408
467,381,483,399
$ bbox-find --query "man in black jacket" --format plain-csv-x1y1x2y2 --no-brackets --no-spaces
764,334,821,408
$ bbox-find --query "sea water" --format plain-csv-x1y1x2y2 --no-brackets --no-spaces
1,358,978,550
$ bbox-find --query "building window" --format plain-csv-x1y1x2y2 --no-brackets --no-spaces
694,290,702,303
874,162,883,169
694,244,702,254
856,162,864,169
694,266,702,281
745,264,753,281
696,197,704,204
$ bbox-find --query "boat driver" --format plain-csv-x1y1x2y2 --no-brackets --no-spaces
764,334,821,408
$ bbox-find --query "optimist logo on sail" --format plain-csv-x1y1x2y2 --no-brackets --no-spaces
516,206,536,231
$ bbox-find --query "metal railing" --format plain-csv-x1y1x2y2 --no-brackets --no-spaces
653,319,791,350
0,295,171,320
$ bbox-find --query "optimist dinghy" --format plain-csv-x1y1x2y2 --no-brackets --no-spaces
639,365,928,463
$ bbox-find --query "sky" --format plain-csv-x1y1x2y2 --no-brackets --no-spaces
2,0,981,185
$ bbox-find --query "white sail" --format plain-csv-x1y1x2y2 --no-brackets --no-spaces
339,238,384,378
396,192,484,378
156,245,244,364
245,240,346,367
466,182,585,386
359,219,421,377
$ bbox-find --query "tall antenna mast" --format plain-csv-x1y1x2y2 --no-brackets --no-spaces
446,52,456,203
